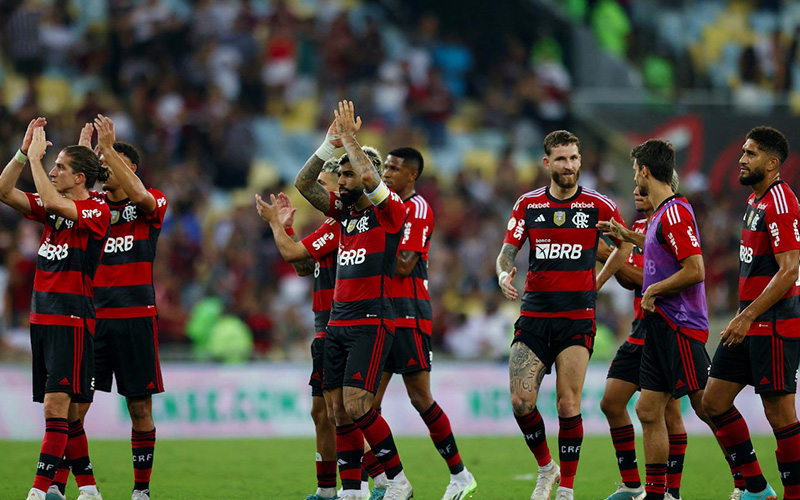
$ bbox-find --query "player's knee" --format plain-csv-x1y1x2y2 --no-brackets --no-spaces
408,389,433,413
127,399,150,421
556,395,580,417
700,391,725,419
599,394,621,418
762,398,796,429
510,393,533,415
310,403,328,427
635,401,659,424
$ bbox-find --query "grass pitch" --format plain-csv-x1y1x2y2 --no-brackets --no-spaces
0,435,785,499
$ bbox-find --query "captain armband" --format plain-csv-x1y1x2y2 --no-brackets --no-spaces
365,181,390,206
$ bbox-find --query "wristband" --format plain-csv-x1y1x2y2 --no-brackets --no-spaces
14,149,28,164
314,139,336,161
365,181,390,206
285,227,295,236
498,271,509,287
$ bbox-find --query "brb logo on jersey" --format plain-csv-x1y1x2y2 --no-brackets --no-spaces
105,235,134,254
39,242,69,261
535,243,582,260
339,248,366,266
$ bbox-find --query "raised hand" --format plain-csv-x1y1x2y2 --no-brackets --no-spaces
333,101,362,138
326,118,343,148
93,114,116,152
255,194,279,224
21,117,47,155
78,123,94,149
274,192,297,228
28,126,51,161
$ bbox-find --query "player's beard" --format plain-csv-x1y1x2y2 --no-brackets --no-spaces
739,165,766,186
339,187,362,206
636,180,649,197
552,169,579,189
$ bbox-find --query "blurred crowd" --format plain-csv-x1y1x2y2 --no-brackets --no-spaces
0,0,745,363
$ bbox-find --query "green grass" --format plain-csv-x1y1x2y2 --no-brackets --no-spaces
0,435,785,500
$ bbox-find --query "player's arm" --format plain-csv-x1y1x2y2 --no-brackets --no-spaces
396,250,421,278
597,240,633,290
295,117,351,214
496,243,520,300
641,253,704,314
335,101,382,195
0,118,48,215
272,192,315,276
598,218,645,248
597,240,641,290
28,127,80,221
94,115,157,214
256,194,314,265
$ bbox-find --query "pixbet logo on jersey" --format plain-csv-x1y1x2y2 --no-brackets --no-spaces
535,243,583,259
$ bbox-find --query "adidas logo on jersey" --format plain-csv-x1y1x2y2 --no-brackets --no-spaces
535,214,545,223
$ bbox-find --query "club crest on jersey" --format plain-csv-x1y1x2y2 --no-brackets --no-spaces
750,213,760,230
572,211,590,228
554,211,566,226
122,205,137,222
110,210,121,224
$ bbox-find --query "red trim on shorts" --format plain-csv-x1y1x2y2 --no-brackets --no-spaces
95,305,157,319
152,317,164,392
31,312,85,326
415,330,428,369
73,326,82,394
655,309,708,343
678,336,698,391
314,331,326,339
773,336,784,392
329,318,395,333
625,336,645,346
520,309,595,320
366,326,386,391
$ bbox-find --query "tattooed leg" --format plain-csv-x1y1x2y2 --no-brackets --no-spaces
509,342,548,416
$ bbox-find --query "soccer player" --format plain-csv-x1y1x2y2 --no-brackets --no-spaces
599,181,691,500
372,147,477,500
48,116,168,500
702,126,800,500
294,101,412,500
601,139,713,500
0,119,110,500
255,160,343,500
496,130,633,500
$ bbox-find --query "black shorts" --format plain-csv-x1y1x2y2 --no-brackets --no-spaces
639,314,710,398
324,324,394,394
710,335,800,394
95,317,164,397
384,327,432,374
31,323,95,403
607,341,644,387
512,316,595,373
310,337,325,397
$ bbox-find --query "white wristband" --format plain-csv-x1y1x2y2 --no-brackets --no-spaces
314,138,336,161
498,271,509,287
365,180,390,206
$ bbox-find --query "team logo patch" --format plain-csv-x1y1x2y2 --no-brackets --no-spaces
746,210,754,228
554,211,566,226
346,219,357,233
110,210,120,224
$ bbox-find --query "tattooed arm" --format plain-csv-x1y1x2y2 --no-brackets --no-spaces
496,242,520,300
294,154,331,214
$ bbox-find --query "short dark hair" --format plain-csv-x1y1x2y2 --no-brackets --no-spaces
543,130,580,156
387,147,425,178
631,139,675,185
746,126,789,165
113,141,141,167
63,145,109,188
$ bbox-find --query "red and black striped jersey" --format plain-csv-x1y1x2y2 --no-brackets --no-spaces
94,188,168,319
625,218,647,345
24,192,111,327
301,217,339,338
326,190,407,331
504,186,625,320
392,193,433,334
738,181,800,339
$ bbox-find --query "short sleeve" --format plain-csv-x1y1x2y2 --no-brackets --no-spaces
764,184,800,254
301,218,340,260
23,192,48,223
660,204,702,261
73,198,111,240
374,190,407,233
399,198,433,253
503,197,528,248
325,191,344,219
145,188,168,228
